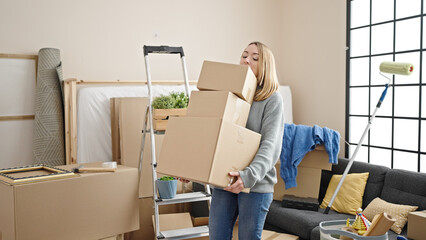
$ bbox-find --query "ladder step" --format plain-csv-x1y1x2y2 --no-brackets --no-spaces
158,226,209,239
156,191,211,205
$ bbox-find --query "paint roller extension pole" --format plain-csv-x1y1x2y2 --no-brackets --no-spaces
324,61,413,214
324,86,386,214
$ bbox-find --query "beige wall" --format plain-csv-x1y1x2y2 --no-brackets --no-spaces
279,0,347,156
0,0,283,81
0,0,346,154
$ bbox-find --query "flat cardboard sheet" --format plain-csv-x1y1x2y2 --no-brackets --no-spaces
111,97,188,198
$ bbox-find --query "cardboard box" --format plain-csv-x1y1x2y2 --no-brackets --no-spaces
157,117,261,188
187,90,251,127
154,213,208,240
0,162,139,240
99,235,123,240
111,97,190,198
408,210,426,240
274,164,322,200
192,216,209,227
153,108,187,131
232,223,299,239
197,61,257,103
299,145,332,170
126,197,189,240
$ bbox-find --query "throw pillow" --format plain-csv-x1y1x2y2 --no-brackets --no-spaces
363,197,418,234
320,172,369,215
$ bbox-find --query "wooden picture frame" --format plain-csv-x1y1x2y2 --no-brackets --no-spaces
0,164,76,185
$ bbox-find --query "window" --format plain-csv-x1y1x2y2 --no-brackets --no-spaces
347,0,425,173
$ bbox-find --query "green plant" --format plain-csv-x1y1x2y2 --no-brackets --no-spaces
170,92,189,109
158,176,175,181
152,95,176,109
152,91,188,109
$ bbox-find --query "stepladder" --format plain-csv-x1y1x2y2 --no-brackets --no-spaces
139,45,211,239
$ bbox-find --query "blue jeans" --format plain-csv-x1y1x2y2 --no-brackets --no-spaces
209,188,273,240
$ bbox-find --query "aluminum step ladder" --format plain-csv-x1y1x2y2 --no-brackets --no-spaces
139,45,211,240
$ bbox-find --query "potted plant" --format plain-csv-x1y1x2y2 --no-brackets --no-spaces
152,91,189,131
156,175,178,199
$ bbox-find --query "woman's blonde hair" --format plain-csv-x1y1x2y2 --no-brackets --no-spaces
248,41,280,101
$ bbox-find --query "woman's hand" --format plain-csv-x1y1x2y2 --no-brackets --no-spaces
224,172,245,194
176,177,190,183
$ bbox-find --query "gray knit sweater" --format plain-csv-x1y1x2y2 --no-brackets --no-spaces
239,91,285,193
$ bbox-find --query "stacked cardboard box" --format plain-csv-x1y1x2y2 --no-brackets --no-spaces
157,60,261,189
274,145,331,202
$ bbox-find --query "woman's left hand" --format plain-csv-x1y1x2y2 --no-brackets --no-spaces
224,172,245,194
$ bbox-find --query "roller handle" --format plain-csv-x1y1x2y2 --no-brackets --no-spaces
376,84,389,108
143,45,185,57
324,206,331,214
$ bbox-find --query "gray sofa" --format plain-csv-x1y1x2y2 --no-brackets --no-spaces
265,158,426,240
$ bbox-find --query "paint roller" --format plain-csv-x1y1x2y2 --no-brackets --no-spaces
379,61,414,75
324,61,414,214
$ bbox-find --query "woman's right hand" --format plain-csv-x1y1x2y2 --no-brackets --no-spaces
177,177,190,183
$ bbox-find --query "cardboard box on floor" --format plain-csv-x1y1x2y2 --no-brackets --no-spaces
0,162,139,240
408,210,426,240
153,212,207,240
274,165,322,201
99,235,123,240
187,90,251,127
110,97,191,198
157,117,261,189
197,60,257,104
126,197,189,240
232,223,299,240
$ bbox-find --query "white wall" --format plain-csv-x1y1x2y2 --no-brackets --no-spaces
0,0,347,161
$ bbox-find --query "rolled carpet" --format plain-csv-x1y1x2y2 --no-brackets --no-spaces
33,48,65,166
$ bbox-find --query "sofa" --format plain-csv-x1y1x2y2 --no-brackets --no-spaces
265,158,426,240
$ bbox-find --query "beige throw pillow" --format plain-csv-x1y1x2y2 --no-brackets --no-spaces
363,197,418,234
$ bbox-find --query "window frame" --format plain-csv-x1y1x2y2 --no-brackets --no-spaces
346,0,425,172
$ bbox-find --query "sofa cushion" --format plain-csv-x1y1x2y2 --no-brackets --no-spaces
266,200,352,240
322,158,389,209
320,172,369,215
380,168,426,211
363,197,418,234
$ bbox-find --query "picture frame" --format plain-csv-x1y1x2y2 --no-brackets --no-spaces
0,164,76,185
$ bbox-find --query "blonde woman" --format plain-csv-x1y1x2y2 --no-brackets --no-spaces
209,42,285,239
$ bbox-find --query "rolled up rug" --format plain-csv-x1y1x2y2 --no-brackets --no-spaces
33,48,65,166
